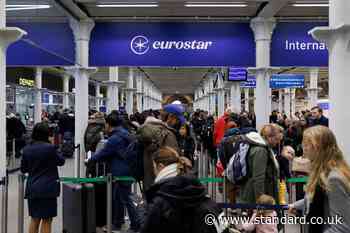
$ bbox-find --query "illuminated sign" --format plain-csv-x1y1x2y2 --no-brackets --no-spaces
19,78,35,87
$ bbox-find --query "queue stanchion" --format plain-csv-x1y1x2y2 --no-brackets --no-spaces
106,174,113,233
210,159,214,199
11,139,16,170
17,174,25,233
223,175,228,217
0,176,8,233
74,144,81,178
212,159,217,202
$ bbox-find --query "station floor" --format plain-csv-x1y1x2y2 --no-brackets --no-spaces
2,158,301,233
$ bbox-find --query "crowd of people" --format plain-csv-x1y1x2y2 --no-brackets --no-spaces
17,102,350,233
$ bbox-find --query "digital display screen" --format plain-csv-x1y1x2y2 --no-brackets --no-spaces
228,68,248,82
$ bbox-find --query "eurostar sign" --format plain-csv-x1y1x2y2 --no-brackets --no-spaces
130,35,213,55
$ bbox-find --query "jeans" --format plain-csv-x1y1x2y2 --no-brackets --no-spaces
113,182,140,230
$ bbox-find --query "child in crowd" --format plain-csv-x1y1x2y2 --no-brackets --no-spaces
239,194,278,233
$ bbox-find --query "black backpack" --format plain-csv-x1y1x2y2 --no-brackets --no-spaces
61,132,74,158
121,137,145,182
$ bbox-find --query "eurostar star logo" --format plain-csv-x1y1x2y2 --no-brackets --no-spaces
130,35,150,55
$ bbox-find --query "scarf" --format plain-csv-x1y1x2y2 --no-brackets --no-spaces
154,163,178,183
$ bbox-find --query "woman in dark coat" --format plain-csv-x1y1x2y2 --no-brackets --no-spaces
141,147,222,233
178,123,195,166
21,123,65,233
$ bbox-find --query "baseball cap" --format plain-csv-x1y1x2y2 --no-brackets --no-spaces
163,104,186,126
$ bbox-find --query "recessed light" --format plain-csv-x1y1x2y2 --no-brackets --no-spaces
292,3,329,7
97,3,158,7
6,4,51,11
185,2,247,7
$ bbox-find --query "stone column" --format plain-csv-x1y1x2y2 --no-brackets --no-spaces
230,82,241,113
34,67,43,123
251,17,276,130
69,19,96,178
307,68,319,109
310,0,350,162
63,74,70,109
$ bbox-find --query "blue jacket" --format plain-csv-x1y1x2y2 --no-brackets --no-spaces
90,127,132,177
21,142,65,199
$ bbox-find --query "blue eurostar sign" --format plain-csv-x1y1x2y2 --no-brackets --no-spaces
90,22,256,67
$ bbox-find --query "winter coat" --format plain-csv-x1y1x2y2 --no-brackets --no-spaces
90,127,132,177
178,136,195,163
310,115,329,127
237,132,280,204
141,176,221,233
84,118,105,153
21,142,65,199
138,118,179,191
213,114,228,147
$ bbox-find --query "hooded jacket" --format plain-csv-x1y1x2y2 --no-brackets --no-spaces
84,117,105,153
237,132,280,204
141,176,221,233
139,117,179,191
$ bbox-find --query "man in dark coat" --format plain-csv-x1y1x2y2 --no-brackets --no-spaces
310,106,329,127
89,111,140,232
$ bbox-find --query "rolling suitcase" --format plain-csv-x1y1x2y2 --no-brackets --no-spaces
62,183,96,233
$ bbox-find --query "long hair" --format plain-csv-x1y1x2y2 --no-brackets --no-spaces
304,126,350,198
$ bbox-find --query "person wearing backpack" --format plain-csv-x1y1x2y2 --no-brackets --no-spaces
138,104,183,191
236,124,283,205
88,111,140,233
141,147,225,233
84,112,106,154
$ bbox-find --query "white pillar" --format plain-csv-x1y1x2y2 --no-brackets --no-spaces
69,19,95,178
278,89,283,113
95,82,101,111
284,88,291,118
143,81,147,111
307,68,319,109
230,82,241,114
34,67,43,123
291,88,296,117
217,74,225,117
251,17,276,130
126,68,136,115
63,74,70,109
310,0,350,163
107,67,122,113
244,88,250,112
136,72,143,112
0,8,26,180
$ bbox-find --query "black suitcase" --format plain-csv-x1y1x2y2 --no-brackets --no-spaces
62,183,96,233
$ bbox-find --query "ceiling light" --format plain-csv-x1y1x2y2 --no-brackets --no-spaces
6,4,51,11
185,2,247,7
97,3,158,7
292,3,329,7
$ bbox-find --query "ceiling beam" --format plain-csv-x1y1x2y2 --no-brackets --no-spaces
258,0,290,18
52,0,91,20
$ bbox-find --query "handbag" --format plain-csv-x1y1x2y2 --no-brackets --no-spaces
292,156,311,174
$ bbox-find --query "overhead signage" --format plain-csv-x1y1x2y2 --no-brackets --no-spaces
90,22,255,67
318,102,329,110
228,68,248,82
270,74,305,89
271,22,328,67
7,23,75,66
240,76,256,88
19,78,34,87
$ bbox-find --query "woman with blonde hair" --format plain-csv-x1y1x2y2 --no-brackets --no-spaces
289,125,350,233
